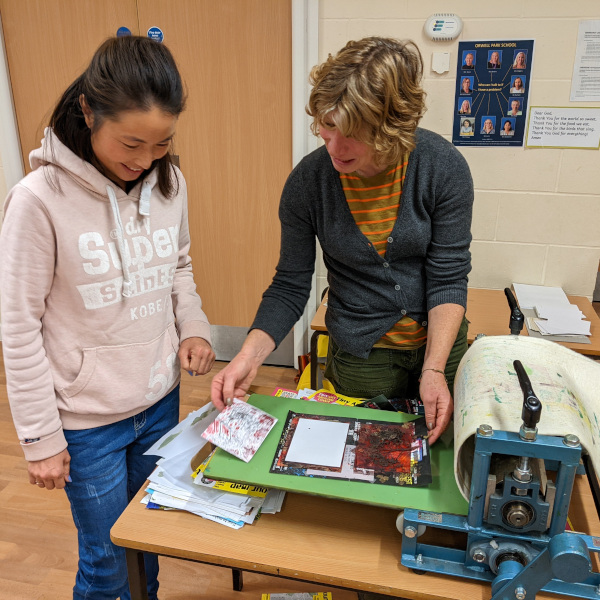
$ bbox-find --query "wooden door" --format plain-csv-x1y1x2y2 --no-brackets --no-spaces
137,0,292,329
0,0,140,169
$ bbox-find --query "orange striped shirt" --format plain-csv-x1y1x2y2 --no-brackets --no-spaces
340,156,427,349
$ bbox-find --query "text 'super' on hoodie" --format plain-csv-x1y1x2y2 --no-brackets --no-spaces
0,128,212,461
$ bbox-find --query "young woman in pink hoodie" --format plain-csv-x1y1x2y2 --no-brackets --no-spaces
0,36,214,599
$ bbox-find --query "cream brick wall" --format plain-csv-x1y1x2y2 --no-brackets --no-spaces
316,0,600,300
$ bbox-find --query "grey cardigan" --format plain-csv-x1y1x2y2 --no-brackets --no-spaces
251,128,474,359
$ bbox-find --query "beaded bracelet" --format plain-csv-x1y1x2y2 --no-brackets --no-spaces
419,368,448,383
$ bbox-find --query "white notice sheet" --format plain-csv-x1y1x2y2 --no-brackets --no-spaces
571,20,600,102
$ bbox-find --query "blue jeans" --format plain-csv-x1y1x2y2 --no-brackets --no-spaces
64,386,180,600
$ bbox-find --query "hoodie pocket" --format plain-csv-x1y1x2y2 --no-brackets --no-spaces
59,324,180,415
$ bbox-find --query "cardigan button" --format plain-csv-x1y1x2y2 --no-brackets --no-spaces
401,309,407,315
387,236,393,243
394,284,401,291
383,262,389,268
422,321,428,326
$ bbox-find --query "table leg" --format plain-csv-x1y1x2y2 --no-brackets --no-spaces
232,567,244,591
126,548,149,600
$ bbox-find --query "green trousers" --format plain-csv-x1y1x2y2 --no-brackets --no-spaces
324,317,469,400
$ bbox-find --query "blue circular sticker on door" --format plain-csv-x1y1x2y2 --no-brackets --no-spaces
116,26,132,37
147,26,164,43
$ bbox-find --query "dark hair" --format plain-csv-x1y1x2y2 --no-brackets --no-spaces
49,36,185,197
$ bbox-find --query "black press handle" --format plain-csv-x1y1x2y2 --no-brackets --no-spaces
514,360,541,428
504,288,524,335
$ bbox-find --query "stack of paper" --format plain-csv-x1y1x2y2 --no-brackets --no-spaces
142,402,285,528
193,450,286,515
532,303,590,336
512,283,591,337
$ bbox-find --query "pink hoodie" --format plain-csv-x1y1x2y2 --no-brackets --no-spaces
0,129,211,461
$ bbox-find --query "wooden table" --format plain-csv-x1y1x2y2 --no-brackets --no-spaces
111,475,599,600
465,288,600,355
309,289,600,387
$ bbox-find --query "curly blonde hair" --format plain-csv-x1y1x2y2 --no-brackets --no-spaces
307,37,426,166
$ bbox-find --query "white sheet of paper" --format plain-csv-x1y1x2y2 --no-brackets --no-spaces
512,283,570,310
535,304,583,320
285,418,349,467
571,20,600,102
144,402,218,459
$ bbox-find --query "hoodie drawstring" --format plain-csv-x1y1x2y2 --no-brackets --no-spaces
106,185,134,298
139,180,152,217
106,182,153,298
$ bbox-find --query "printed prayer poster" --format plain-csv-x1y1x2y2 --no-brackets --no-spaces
453,39,534,147
270,412,431,487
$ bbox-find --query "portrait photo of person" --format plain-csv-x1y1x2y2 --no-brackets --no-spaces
510,75,526,94
460,76,473,95
513,50,527,69
460,117,474,136
508,98,523,117
458,97,472,114
462,51,475,69
487,50,502,69
500,118,515,136
481,116,496,134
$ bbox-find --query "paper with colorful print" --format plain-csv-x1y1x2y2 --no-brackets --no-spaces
202,399,278,462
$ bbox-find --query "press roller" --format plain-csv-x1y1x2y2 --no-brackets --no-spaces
400,332,600,600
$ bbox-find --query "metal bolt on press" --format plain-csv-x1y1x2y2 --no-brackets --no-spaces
478,424,493,437
472,549,486,563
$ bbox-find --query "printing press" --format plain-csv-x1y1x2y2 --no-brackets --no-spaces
400,290,600,600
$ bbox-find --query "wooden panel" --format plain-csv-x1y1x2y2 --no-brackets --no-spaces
137,0,292,327
0,0,140,170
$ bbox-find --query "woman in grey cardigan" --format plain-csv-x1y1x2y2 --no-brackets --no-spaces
211,37,473,445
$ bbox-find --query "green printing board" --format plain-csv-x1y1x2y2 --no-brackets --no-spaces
204,395,469,515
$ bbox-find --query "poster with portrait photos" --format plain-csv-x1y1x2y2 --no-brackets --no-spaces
452,39,534,147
